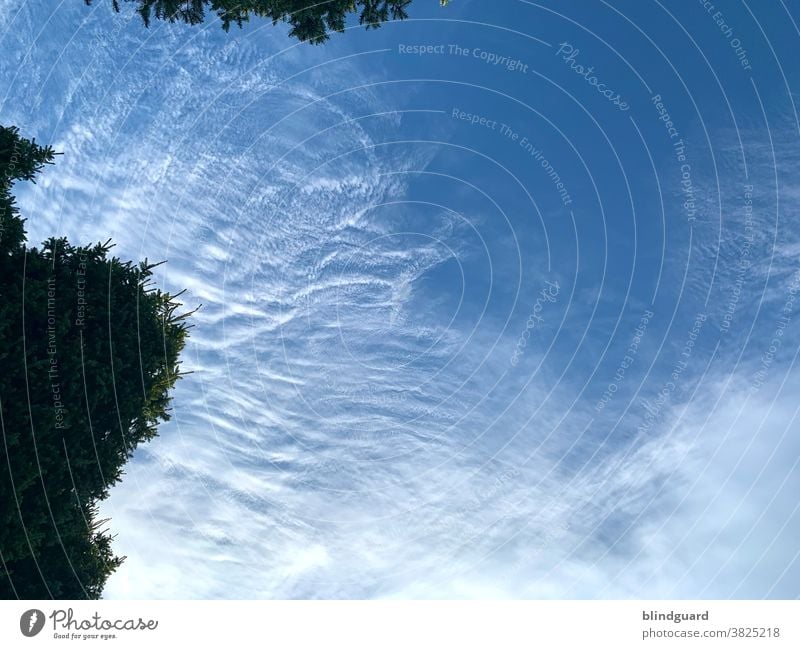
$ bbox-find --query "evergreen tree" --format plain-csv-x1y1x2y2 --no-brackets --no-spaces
90,0,415,43
0,124,191,598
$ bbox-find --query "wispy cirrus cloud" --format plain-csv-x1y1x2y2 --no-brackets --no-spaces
3,1,800,600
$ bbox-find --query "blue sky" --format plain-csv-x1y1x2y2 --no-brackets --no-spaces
2,0,800,598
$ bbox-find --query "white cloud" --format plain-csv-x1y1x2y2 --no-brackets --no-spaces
4,1,800,601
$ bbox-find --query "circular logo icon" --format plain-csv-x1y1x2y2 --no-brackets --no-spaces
20,609,45,637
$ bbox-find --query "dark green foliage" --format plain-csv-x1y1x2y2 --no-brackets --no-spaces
0,125,56,253
0,125,191,598
91,0,413,43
